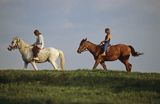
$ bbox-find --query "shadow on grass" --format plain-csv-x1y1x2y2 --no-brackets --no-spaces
0,97,57,104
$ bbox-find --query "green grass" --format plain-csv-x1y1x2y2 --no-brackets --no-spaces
0,69,160,104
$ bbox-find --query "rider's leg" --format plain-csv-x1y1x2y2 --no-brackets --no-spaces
32,46,40,61
102,41,108,56
31,61,38,70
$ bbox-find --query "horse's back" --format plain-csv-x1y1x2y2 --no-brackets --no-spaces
110,44,131,55
41,47,59,55
46,47,60,56
37,47,59,62
111,44,128,47
110,44,129,50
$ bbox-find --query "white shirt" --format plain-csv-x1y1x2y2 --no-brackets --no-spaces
35,35,44,49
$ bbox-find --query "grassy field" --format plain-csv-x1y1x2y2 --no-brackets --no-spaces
0,69,160,104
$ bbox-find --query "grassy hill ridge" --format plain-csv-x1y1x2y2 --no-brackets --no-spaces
0,69,160,104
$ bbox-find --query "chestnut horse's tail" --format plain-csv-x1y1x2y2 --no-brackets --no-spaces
128,45,144,57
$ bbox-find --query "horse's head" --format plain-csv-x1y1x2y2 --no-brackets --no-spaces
8,37,21,51
77,38,88,54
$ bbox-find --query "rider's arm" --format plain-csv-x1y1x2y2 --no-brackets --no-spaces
31,42,36,46
105,34,112,42
31,37,38,46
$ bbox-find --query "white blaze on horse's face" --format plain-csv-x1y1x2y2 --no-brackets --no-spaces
8,37,20,51
77,38,88,54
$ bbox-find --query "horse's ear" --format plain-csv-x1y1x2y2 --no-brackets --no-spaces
13,36,18,40
13,37,16,40
13,36,20,42
17,38,20,42
84,38,87,41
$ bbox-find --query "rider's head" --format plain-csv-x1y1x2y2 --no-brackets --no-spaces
34,29,41,36
105,28,111,34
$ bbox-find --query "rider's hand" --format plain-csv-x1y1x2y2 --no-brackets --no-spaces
100,41,104,45
31,44,35,46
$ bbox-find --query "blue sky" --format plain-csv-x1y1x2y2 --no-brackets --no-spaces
0,0,160,72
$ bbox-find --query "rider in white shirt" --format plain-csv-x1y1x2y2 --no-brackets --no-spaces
32,29,44,61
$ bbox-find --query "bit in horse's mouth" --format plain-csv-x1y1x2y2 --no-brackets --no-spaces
8,45,12,51
77,50,81,54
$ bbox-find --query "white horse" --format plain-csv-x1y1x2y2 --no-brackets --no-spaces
8,37,65,70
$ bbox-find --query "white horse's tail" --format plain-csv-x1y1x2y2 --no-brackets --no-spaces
58,50,65,70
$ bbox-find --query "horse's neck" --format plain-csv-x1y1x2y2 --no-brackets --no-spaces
19,39,31,54
86,41,100,57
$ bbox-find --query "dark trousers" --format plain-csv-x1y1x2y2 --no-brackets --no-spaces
32,46,40,57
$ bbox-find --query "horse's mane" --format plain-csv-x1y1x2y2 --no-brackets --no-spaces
86,40,101,48
86,41,98,46
13,36,30,47
13,36,19,40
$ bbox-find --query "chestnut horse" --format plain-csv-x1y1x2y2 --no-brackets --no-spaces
77,38,143,72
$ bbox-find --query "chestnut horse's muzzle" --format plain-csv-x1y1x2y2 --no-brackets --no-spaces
77,49,81,54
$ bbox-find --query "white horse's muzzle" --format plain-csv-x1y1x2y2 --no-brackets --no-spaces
8,45,14,51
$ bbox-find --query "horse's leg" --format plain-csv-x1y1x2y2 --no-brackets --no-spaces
31,61,38,71
50,61,58,70
119,55,131,72
119,59,129,72
126,55,132,72
125,62,130,72
128,63,132,72
92,60,100,70
123,61,130,72
92,62,98,70
24,62,28,69
100,62,107,71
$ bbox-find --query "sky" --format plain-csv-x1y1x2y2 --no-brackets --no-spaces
0,0,160,72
